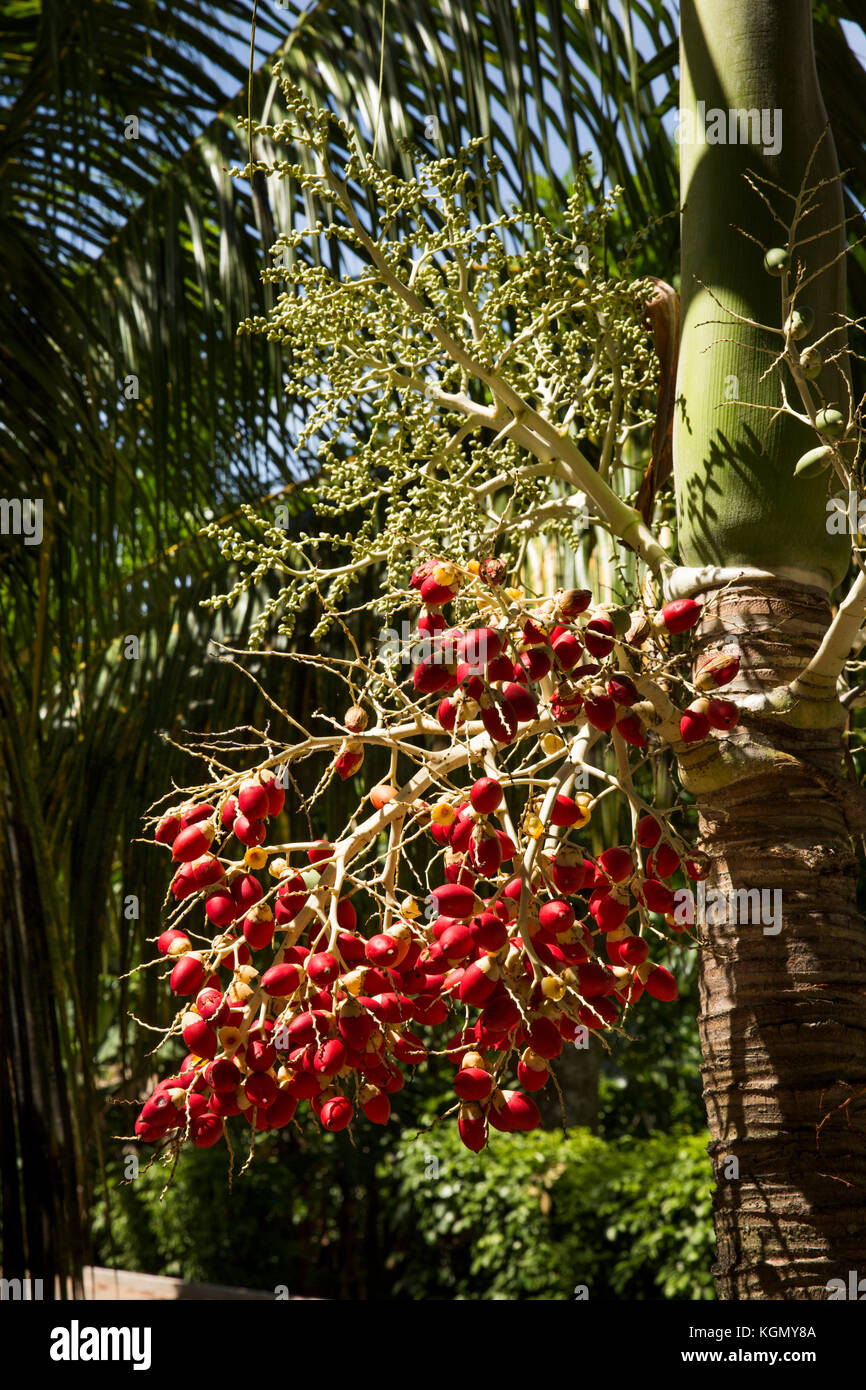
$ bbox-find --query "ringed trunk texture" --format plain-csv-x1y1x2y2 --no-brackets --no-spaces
690,578,866,1298
674,0,866,1298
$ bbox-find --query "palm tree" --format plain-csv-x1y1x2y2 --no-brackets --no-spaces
3,0,865,1300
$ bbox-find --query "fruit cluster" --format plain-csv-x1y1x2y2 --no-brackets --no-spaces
134,562,740,1156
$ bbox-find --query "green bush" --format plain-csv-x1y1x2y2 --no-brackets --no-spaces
93,1123,715,1300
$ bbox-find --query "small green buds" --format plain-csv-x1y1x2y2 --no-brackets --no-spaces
814,407,846,439
798,346,823,380
793,445,834,479
764,247,790,276
784,306,815,341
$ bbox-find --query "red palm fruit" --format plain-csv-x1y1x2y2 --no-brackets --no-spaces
538,900,575,935
335,898,356,930
365,934,401,967
479,994,520,1034
283,1070,321,1099
411,997,449,1026
522,618,548,646
308,840,335,865
518,647,553,682
362,968,398,997
180,802,215,828
220,796,239,832
575,960,617,998
471,912,508,951
707,698,739,731
390,1030,427,1065
234,815,266,847
453,1066,495,1102
480,695,518,745
551,845,585,893
556,928,591,965
416,595,443,622
243,908,275,952
155,813,182,845
432,914,459,940
195,987,229,1026
695,651,740,690
262,963,305,997
231,873,264,909
552,630,582,671
247,1039,277,1073
636,815,662,848
275,874,308,924
583,691,617,731
413,661,452,695
454,667,484,697
190,854,224,888
517,1049,551,1092
589,889,629,932
502,681,538,722
313,1039,347,1075
238,777,269,820
527,1016,562,1059
470,776,503,814
171,822,215,863
503,876,526,902
458,957,500,1006
584,617,615,657
287,1011,325,1045
443,849,476,886
640,879,676,914
458,1102,489,1152
245,1073,278,1108
598,846,633,883
458,626,505,667
180,1011,216,1050
307,951,340,986
440,923,475,960
618,935,650,968
449,812,473,854
206,1058,243,1092
470,826,502,878
373,1064,405,1095
616,714,647,747
169,864,198,900
680,705,710,743
334,739,365,779
359,1084,390,1125
550,795,585,827
686,852,711,882
587,995,620,1025
607,674,638,706
265,778,285,817
170,953,205,996
433,627,463,665
645,964,679,1002
208,1091,243,1117
157,928,190,956
419,574,459,605
337,1007,374,1050
432,882,479,919
190,1114,224,1148
436,697,459,732
496,831,517,862
204,886,236,927
265,1091,298,1129
660,598,701,634
320,1095,354,1131
648,843,680,878
336,930,366,965
486,653,514,682
492,1089,541,1133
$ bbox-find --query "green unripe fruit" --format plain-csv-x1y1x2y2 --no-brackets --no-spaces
793,445,834,479
784,306,815,341
814,407,846,439
607,606,632,637
763,247,790,276
798,346,823,380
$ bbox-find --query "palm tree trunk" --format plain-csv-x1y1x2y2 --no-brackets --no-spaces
675,0,866,1297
